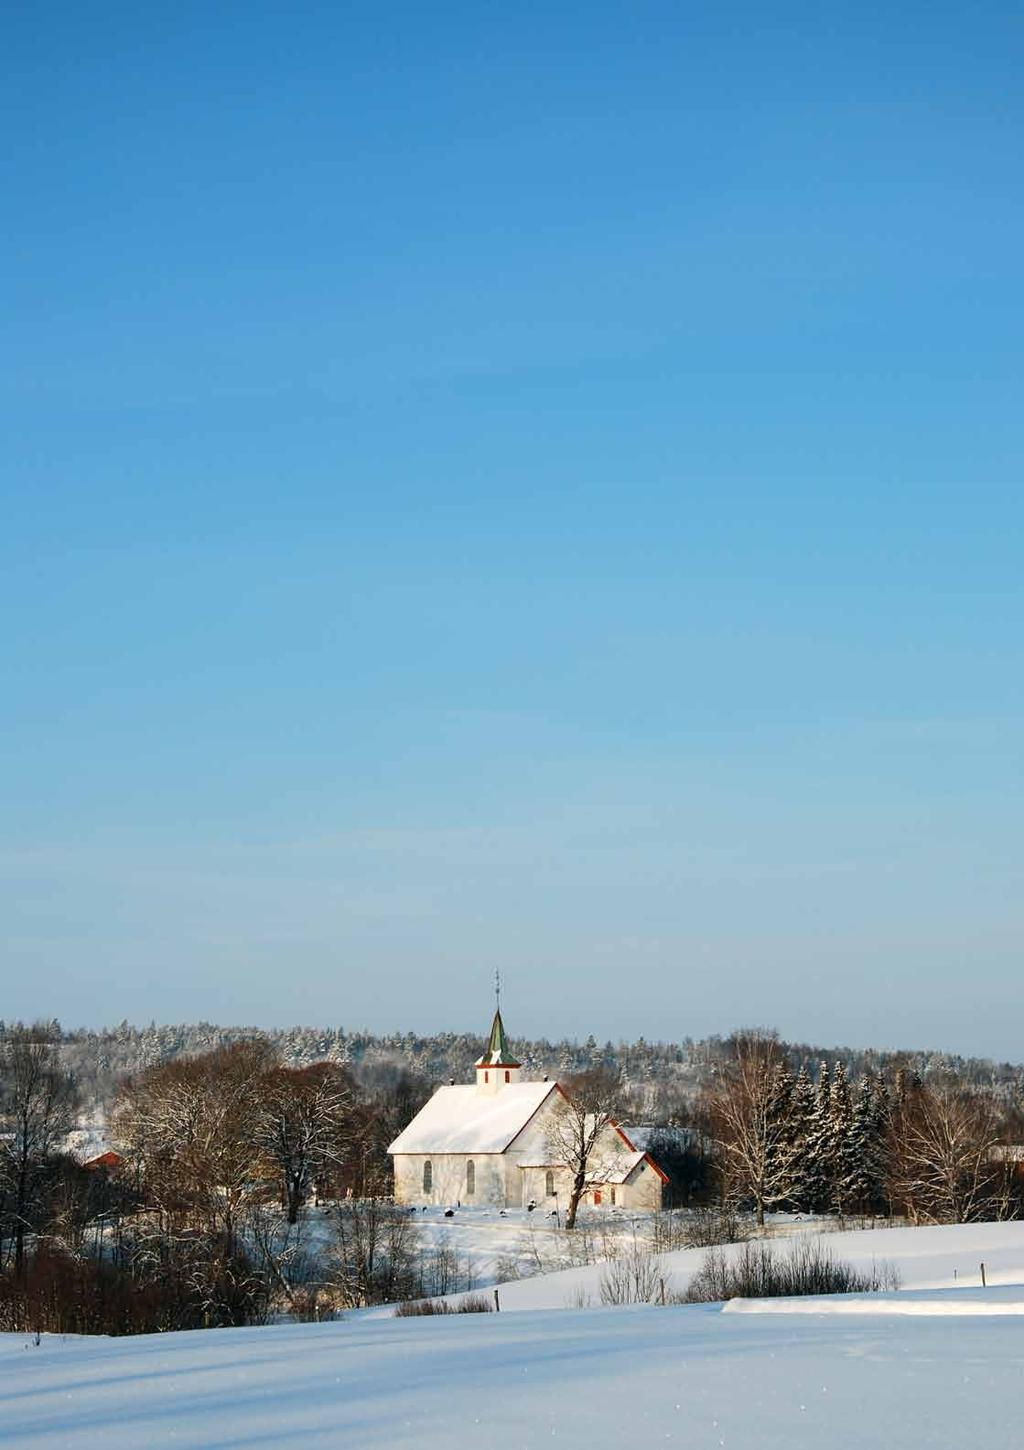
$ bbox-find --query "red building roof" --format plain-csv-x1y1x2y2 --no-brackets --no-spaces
83,1150,123,1170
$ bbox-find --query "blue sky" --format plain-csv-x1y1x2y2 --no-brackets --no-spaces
3,3,1022,1055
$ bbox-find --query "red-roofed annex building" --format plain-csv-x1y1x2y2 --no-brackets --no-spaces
388,1009,668,1211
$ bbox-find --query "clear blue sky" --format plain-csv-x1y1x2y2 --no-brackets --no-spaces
3,2,1022,1057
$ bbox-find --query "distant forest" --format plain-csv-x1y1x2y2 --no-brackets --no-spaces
19,1019,1024,1122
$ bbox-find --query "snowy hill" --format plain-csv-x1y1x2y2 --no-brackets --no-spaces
482,1219,1024,1310
4,1286,1024,1448
4,1222,1024,1448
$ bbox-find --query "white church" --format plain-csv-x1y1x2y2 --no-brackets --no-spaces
388,1008,669,1212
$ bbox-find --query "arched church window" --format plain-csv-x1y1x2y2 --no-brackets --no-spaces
545,1170,555,1197
423,1160,432,1193
466,1160,475,1197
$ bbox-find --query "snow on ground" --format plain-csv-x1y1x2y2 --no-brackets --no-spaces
296,1201,641,1291
350,1207,1024,1308
5,1289,1024,1449
725,1285,1024,1315
407,1202,630,1281
480,1220,1024,1310
6,1221,1024,1448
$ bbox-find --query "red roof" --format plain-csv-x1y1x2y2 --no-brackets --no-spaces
83,1150,123,1170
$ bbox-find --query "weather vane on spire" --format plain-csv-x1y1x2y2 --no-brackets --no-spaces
495,968,501,1012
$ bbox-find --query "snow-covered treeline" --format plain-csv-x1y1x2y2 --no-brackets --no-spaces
704,1032,1024,1228
10,1019,1023,1125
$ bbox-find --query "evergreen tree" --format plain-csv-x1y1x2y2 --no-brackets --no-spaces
828,1062,854,1214
868,1073,893,1215
802,1062,834,1212
764,1064,798,1210
840,1076,876,1215
786,1064,819,1211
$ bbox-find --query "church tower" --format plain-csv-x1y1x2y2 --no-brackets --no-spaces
474,1007,522,1094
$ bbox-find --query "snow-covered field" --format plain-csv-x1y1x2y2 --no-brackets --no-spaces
284,1200,649,1291
482,1219,1024,1310
352,1208,1024,1306
4,1222,1024,1449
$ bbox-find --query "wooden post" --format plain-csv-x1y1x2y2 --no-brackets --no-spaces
493,1288,500,1312
981,1262,987,1288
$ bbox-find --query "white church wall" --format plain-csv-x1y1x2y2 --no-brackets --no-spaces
519,1163,573,1207
470,1155,507,1207
393,1152,507,1208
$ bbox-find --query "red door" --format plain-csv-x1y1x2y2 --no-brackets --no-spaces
593,1190,602,1206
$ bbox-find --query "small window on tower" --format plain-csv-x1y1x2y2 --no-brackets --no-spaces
504,1070,510,1083
423,1160,432,1194
466,1160,475,1197
484,1070,489,1083
545,1170,554,1197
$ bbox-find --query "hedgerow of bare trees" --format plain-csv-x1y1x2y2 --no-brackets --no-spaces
0,1025,433,1334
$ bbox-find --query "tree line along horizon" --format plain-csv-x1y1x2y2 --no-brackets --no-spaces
2,1019,1023,1337
9,1016,1023,1109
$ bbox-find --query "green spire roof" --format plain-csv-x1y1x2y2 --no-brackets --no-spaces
477,1008,520,1066
487,1008,510,1060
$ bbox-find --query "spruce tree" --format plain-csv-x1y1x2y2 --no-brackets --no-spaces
802,1062,833,1212
841,1076,876,1215
786,1064,819,1212
828,1062,854,1215
764,1064,798,1211
867,1073,893,1216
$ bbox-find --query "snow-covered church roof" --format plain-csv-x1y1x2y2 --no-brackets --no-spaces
388,1080,557,1156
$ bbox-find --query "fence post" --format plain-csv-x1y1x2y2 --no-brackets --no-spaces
493,1288,500,1312
981,1262,987,1288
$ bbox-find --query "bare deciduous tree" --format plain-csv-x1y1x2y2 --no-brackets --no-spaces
254,1062,354,1223
699,1030,795,1226
0,1024,79,1274
887,1077,1004,1224
544,1067,623,1230
331,1197,420,1307
113,1040,276,1249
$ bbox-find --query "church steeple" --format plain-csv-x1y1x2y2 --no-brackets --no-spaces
481,1008,514,1065
474,997,522,1092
